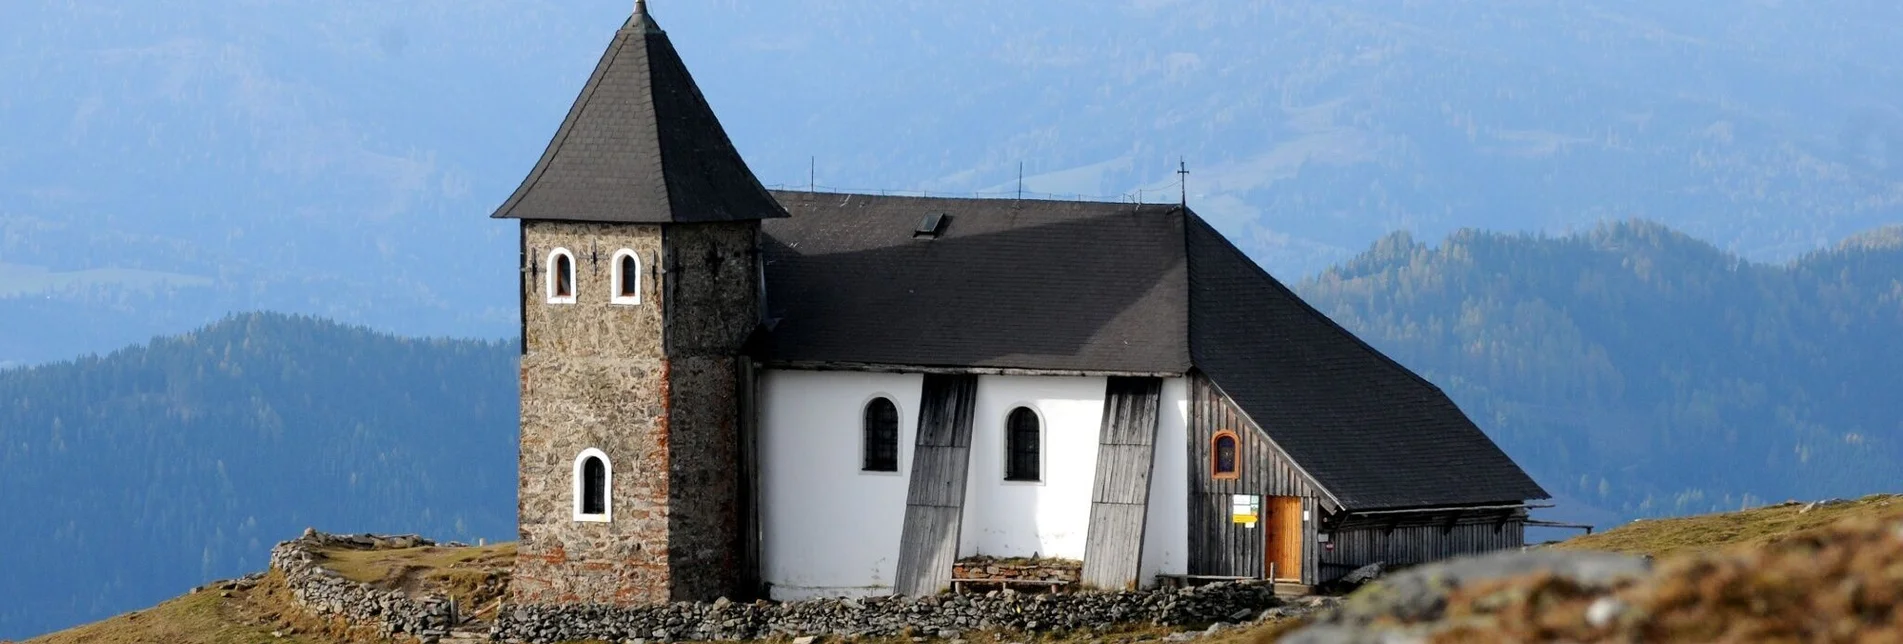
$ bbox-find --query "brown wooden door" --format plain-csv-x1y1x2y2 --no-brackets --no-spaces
1264,496,1303,581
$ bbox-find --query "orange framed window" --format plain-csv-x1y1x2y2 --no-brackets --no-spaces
1212,431,1240,479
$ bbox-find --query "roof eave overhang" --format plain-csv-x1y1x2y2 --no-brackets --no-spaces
762,359,1186,380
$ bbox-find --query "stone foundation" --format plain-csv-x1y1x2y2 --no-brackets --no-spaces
951,556,1082,589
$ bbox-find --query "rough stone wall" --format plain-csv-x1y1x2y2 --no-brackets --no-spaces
514,220,760,606
270,530,460,642
662,222,760,356
659,222,759,601
491,580,1290,643
516,221,672,605
952,557,1083,587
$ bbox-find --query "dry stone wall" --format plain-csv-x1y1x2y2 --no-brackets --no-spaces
270,529,460,642
490,581,1289,643
951,556,1082,587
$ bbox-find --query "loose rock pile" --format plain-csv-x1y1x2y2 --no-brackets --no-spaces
492,581,1287,643
270,529,461,642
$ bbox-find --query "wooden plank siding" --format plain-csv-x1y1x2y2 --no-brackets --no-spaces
1186,374,1330,585
1319,512,1527,583
1081,377,1164,590
893,374,980,595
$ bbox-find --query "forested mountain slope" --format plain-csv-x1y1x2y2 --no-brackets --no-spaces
1299,222,1903,522
0,314,517,640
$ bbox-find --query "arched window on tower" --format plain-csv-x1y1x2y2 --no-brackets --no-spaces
547,248,577,304
611,248,641,305
573,448,611,522
862,397,900,472
1004,407,1042,482
1212,431,1240,480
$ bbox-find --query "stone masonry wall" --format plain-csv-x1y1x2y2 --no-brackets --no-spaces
270,530,459,642
952,556,1082,587
660,222,759,601
491,581,1290,643
516,221,672,605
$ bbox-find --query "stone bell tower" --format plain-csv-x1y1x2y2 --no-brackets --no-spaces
490,1,782,605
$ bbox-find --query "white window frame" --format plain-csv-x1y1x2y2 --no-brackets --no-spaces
546,247,578,305
859,393,905,476
609,248,642,305
572,447,612,523
1001,404,1046,485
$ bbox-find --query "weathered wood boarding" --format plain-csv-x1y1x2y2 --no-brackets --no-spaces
1186,375,1326,585
1319,511,1527,582
1080,377,1164,589
893,374,980,595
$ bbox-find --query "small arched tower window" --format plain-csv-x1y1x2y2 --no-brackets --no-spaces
610,248,641,305
547,248,577,304
1005,407,1041,482
572,448,611,522
1212,431,1241,480
863,397,900,472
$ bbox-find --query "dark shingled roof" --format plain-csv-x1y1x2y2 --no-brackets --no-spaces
759,191,1548,510
762,192,1191,374
490,8,785,223
1183,216,1551,510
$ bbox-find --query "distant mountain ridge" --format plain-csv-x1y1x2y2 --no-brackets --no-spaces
0,313,518,640
1298,220,1903,525
2,219,1899,638
6,0,1903,364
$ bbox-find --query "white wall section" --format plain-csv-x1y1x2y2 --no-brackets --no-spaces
959,375,1107,560
1141,377,1191,583
759,369,923,600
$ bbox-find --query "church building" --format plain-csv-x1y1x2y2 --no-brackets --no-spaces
492,3,1549,606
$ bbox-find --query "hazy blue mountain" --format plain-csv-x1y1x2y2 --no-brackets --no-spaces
5,0,1903,365
2,223,1897,638
0,313,517,640
1298,222,1903,529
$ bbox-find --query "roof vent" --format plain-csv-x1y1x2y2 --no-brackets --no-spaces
914,212,950,239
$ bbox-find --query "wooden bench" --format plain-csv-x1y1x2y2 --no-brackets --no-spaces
950,577,1072,593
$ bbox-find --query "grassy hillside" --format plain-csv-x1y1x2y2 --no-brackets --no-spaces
1298,222,1903,523
32,495,1902,643
1554,493,1903,558
0,313,518,640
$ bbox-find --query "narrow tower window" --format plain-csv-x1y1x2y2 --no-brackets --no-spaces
547,248,578,304
1005,407,1041,482
863,397,900,472
573,448,611,522
611,248,641,305
1212,431,1240,480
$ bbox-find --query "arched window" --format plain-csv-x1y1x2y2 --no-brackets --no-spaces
546,248,577,304
572,448,611,522
1004,407,1041,482
862,397,900,472
610,249,641,305
1212,431,1240,480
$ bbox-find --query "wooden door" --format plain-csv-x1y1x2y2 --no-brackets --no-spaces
1264,496,1303,582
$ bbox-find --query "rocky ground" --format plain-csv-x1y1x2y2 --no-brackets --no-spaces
1280,497,1903,642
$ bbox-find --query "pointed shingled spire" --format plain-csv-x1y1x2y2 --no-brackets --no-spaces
491,6,785,223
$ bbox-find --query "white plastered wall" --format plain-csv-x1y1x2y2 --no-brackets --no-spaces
1140,377,1191,583
958,375,1107,560
759,369,923,600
